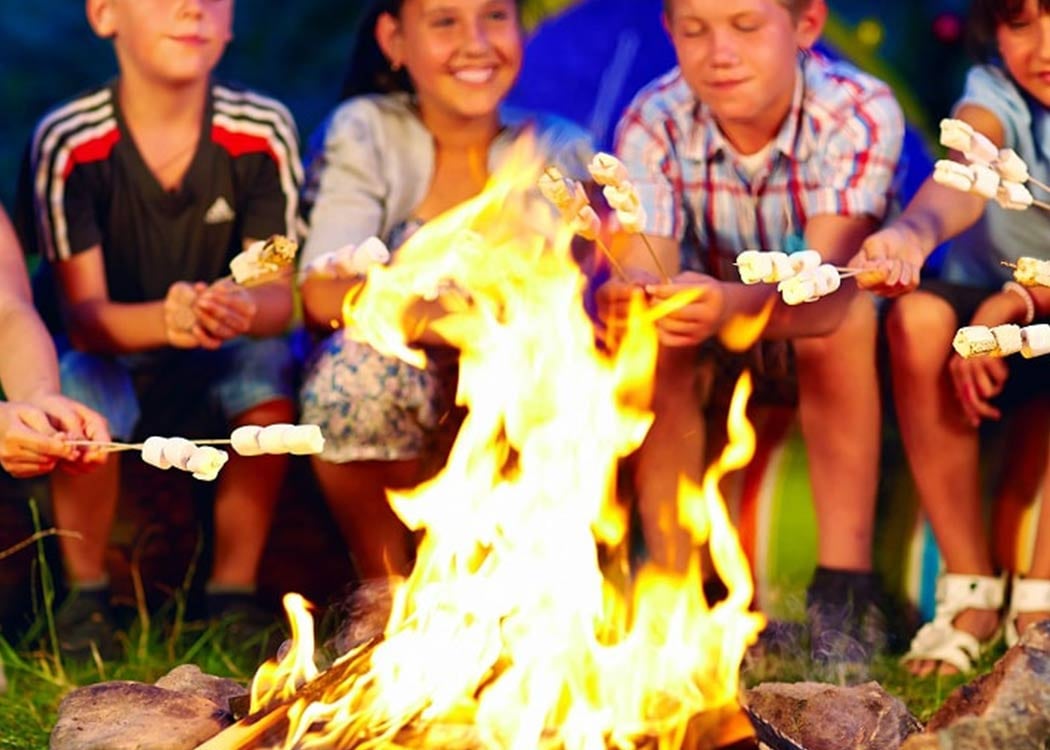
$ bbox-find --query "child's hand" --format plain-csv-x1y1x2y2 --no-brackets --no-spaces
644,271,725,348
193,279,257,342
0,402,74,477
164,281,221,349
27,393,111,471
595,270,658,349
948,353,1007,426
851,224,925,297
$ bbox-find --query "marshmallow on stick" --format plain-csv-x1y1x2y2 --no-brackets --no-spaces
737,249,823,285
952,323,1050,358
301,236,391,280
230,424,325,456
141,437,230,481
1013,256,1050,288
230,234,299,286
777,264,841,306
937,119,1050,208
588,153,649,234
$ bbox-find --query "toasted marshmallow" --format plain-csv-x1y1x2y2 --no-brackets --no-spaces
187,446,229,481
538,167,572,207
230,425,265,456
569,205,601,241
996,148,1029,183
765,252,796,283
142,436,172,470
1014,256,1050,287
778,274,818,305
933,160,975,193
616,206,647,234
603,182,640,214
1021,324,1050,358
990,324,1023,356
939,118,974,152
588,152,630,186
953,326,999,358
737,250,772,285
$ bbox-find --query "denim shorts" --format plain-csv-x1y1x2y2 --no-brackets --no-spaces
59,336,296,441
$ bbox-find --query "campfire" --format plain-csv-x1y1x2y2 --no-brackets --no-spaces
200,140,765,750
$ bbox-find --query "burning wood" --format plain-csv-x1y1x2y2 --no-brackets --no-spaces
205,139,765,750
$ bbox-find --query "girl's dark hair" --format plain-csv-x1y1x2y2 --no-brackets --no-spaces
340,0,413,100
967,0,1050,62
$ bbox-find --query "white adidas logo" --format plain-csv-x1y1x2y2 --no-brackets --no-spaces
204,196,235,224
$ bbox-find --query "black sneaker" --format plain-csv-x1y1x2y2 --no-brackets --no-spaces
206,591,282,653
806,567,888,666
55,587,121,661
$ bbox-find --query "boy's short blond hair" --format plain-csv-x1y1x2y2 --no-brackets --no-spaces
664,0,815,21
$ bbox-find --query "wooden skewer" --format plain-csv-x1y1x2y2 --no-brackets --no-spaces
1029,176,1050,194
65,437,235,452
638,233,671,284
594,238,628,280
1035,198,1050,212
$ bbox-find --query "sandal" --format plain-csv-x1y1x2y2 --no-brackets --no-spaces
1004,576,1050,647
902,573,1005,673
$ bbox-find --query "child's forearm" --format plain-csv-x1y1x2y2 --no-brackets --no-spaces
65,298,168,353
246,282,294,336
0,298,62,401
897,178,987,259
300,277,360,330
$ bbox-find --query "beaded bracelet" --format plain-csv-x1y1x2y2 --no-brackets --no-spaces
1002,280,1037,325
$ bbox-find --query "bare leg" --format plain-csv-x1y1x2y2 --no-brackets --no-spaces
51,453,120,583
311,457,418,580
1015,411,1050,635
887,292,997,675
794,292,880,572
210,398,295,587
635,345,703,574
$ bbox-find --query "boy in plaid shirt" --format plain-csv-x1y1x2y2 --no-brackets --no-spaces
599,0,903,662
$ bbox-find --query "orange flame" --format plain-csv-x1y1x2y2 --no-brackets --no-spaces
232,138,764,749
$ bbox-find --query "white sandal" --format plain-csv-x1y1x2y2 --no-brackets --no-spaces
903,573,1006,673
1004,576,1050,647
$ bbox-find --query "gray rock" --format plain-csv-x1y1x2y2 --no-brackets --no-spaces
50,681,231,750
153,664,247,713
745,681,922,750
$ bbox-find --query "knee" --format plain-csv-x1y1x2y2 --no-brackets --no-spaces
885,293,955,376
796,293,877,364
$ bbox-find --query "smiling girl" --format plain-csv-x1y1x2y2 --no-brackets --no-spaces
298,0,593,582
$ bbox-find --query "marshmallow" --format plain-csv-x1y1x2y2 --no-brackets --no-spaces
616,206,647,234
990,324,1023,356
737,250,772,285
142,436,172,470
789,249,822,275
603,182,640,213
813,264,841,296
766,252,796,283
939,118,974,153
258,424,296,454
953,326,999,358
230,235,298,285
1014,256,1050,287
965,131,1000,166
933,160,975,193
569,205,601,241
778,274,818,305
588,152,630,186
970,164,1001,199
230,243,264,284
538,167,572,206
162,437,198,471
996,148,1029,183
995,181,1033,211
285,425,326,456
186,447,229,481
231,425,265,457
1021,324,1050,358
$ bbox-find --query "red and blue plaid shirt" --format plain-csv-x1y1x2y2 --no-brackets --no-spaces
614,51,904,279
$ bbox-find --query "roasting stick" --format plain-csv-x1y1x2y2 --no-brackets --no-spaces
64,438,235,452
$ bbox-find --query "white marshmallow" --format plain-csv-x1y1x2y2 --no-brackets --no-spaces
939,118,974,152
230,425,265,457
538,167,572,207
778,274,818,305
258,424,295,454
285,425,326,456
766,252,796,283
736,250,771,285
996,148,1029,183
969,164,1001,199
964,131,1000,165
933,160,975,193
603,182,640,213
789,249,822,275
995,181,1033,211
162,438,198,470
569,205,601,240
186,447,229,481
990,324,1023,356
1014,256,1050,287
354,236,391,267
230,243,264,284
953,326,999,358
1021,324,1050,358
616,206,647,234
588,152,630,186
142,436,172,470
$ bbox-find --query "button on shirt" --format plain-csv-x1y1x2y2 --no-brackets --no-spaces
613,51,904,280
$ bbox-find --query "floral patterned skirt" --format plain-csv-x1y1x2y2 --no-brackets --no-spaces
300,332,456,463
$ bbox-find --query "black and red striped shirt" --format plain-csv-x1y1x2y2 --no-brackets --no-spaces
22,80,302,304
